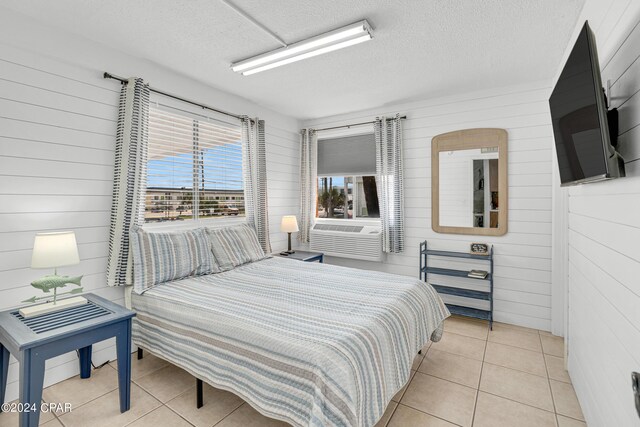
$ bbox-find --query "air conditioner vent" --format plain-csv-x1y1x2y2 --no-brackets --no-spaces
313,224,364,233
310,224,382,262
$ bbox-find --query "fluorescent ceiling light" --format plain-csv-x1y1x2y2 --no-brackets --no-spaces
231,20,373,75
242,35,372,76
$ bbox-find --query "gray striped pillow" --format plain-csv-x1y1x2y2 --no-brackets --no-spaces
130,226,219,294
206,224,267,271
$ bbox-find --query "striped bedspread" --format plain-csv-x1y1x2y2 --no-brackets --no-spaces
131,257,449,427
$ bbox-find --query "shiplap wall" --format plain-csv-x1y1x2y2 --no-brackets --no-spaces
0,8,299,403
304,81,555,331
561,1,640,425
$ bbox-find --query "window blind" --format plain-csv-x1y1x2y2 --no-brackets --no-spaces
317,133,376,176
145,105,244,222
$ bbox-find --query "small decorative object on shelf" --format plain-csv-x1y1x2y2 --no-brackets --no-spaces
420,240,493,329
468,269,489,279
470,242,490,255
21,231,86,318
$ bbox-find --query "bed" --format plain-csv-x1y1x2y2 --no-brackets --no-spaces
131,255,449,427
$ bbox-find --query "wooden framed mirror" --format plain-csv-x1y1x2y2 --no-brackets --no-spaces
432,128,508,236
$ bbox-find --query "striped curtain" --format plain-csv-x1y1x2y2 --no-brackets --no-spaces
374,114,405,253
241,117,271,253
298,129,317,243
107,78,150,287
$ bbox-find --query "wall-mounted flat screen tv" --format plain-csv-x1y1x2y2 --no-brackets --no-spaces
549,21,624,186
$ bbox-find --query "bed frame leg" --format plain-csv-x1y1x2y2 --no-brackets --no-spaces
137,348,143,360
196,378,203,409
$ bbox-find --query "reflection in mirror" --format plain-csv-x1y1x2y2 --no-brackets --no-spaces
432,128,507,236
439,147,500,228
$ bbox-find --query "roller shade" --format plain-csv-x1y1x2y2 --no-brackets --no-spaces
317,133,376,176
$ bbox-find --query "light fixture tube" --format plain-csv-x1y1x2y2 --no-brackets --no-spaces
242,35,372,76
231,20,373,75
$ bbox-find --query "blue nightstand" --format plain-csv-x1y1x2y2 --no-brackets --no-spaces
275,250,324,263
0,293,135,427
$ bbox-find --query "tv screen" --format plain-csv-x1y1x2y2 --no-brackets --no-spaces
549,21,613,186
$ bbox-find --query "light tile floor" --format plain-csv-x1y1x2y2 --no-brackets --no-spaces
0,316,586,427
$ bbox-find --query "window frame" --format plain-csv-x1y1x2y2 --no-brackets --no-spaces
143,100,246,230
314,126,380,226
316,174,380,223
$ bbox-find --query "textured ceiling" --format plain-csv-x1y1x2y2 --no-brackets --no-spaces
2,0,585,119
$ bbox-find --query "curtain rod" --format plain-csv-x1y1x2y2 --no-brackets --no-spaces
313,115,407,132
103,72,246,121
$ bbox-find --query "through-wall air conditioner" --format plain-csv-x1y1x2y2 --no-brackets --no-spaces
310,224,383,262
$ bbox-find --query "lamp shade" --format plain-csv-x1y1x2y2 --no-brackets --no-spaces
280,215,299,233
31,231,80,269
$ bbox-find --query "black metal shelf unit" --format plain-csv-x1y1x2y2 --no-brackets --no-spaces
420,241,493,329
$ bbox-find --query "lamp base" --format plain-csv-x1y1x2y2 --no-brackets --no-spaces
19,296,88,318
286,232,295,254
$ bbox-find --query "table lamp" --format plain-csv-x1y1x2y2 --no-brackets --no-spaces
280,216,299,254
20,231,86,318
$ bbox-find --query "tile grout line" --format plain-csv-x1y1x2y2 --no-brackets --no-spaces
398,385,563,426
470,324,489,427
445,319,571,417
395,342,467,426
426,345,484,362
395,402,466,427
50,367,120,422
430,322,573,421
406,359,585,425
482,360,548,380
444,328,549,355
412,371,478,393
212,402,246,426
418,346,485,389
540,333,561,427
451,316,547,336
54,358,165,426
120,389,164,427
48,397,64,426
477,389,559,415
486,338,542,353
382,400,400,427
161,403,197,426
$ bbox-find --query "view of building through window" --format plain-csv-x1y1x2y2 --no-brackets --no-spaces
317,176,380,219
145,106,245,222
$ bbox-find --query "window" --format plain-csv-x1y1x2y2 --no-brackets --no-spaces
317,176,379,219
316,133,379,220
145,105,244,223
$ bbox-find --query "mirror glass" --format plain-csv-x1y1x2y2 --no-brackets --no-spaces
439,147,500,229
432,128,507,236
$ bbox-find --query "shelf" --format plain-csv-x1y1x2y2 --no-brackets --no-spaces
432,284,491,301
423,266,491,281
420,240,493,328
425,249,491,260
445,304,492,321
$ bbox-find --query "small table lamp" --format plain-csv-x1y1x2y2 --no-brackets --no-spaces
21,231,86,318
280,215,299,254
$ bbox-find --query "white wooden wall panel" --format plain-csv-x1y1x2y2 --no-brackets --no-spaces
0,9,299,403
304,81,556,331
562,1,640,425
